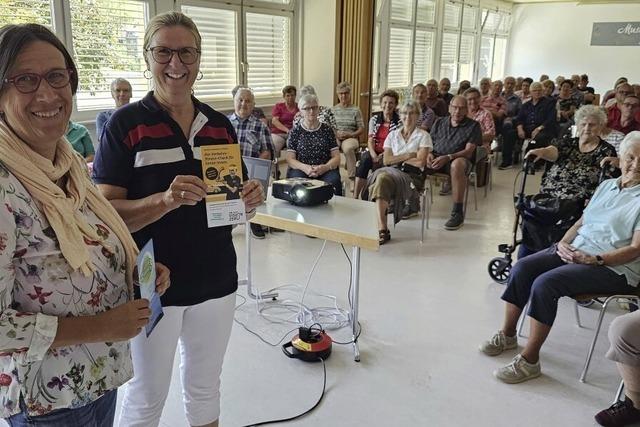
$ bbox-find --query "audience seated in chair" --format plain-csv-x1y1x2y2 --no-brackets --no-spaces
602,77,628,107
286,94,342,196
354,90,401,199
425,95,482,230
517,105,617,258
228,87,274,239
481,80,507,129
556,79,580,137
439,78,454,107
424,79,448,117
479,77,492,98
231,85,268,127
500,82,557,169
541,79,555,98
480,131,640,384
515,77,533,104
66,121,94,163
95,77,131,139
594,310,640,427
412,83,436,131
364,100,431,245
270,85,298,160
609,93,640,135
333,81,364,186
457,80,471,96
465,87,496,148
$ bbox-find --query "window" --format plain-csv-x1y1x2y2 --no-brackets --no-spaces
373,0,511,103
181,0,294,104
183,4,238,100
0,0,52,27
245,12,290,97
69,0,148,111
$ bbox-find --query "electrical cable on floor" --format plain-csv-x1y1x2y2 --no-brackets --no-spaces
240,357,327,427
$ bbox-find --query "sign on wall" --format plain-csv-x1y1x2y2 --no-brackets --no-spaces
591,22,640,46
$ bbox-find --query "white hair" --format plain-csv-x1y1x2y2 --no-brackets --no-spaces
619,131,640,158
233,87,254,102
298,94,318,110
299,85,316,97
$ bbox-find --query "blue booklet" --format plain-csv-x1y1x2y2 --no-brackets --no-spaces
137,239,163,337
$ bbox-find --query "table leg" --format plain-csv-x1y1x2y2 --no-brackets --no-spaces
241,223,278,300
351,245,361,362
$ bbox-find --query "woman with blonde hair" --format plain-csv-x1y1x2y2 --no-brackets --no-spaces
93,11,263,427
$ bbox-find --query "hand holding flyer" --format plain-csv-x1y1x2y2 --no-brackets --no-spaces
200,144,246,227
137,239,164,337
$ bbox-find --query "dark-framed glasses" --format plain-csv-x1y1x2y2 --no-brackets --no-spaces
146,46,200,65
3,68,73,94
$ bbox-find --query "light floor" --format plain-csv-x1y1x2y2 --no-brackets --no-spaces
5,167,633,427
141,166,637,427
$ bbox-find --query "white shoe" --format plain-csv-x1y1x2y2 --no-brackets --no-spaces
494,354,541,384
479,330,517,356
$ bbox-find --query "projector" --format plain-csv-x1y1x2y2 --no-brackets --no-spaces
272,178,334,206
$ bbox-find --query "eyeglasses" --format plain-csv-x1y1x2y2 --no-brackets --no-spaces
301,105,319,111
146,46,200,65
3,68,73,94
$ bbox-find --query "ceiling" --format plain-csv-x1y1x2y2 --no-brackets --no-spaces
509,0,640,3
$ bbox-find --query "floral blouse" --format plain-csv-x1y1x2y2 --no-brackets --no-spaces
0,164,132,418
540,137,617,200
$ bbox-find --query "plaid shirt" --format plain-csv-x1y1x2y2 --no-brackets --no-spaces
228,112,274,158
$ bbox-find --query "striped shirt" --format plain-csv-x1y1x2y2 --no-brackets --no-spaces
331,104,364,132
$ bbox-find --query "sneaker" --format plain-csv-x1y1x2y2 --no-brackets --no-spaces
494,354,541,384
402,202,420,219
595,397,640,426
498,164,513,170
439,180,452,196
444,212,464,230
250,223,265,239
479,330,518,356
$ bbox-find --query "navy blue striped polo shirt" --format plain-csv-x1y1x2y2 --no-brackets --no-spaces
93,91,247,306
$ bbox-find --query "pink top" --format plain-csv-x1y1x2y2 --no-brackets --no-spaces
469,108,496,139
271,102,299,135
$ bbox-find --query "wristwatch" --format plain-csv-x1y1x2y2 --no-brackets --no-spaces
595,255,605,266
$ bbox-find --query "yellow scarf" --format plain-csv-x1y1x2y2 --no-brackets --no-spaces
0,121,138,298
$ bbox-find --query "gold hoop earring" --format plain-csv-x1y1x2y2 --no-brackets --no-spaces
143,69,152,80
197,71,204,81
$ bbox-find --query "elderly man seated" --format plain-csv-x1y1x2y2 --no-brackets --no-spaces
425,96,482,230
333,81,364,184
439,78,454,107
228,87,274,239
479,77,492,98
479,132,640,384
424,79,448,117
465,88,495,148
481,80,507,127
96,77,132,138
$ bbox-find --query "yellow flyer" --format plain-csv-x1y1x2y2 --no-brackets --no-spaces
200,144,246,227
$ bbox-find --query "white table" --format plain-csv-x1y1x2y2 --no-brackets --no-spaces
239,194,379,361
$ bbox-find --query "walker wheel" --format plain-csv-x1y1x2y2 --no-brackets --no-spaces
488,257,511,284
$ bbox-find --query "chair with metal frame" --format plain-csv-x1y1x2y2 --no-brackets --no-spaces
516,290,640,383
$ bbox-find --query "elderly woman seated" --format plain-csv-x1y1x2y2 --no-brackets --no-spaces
556,79,580,136
333,81,365,184
517,105,617,258
286,94,342,196
479,131,640,384
594,310,640,426
364,100,432,244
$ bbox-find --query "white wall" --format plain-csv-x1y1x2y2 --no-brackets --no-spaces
506,2,640,95
300,0,337,106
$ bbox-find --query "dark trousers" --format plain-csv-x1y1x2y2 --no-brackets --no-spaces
287,167,343,196
501,128,553,167
6,389,117,427
355,151,382,179
501,245,635,326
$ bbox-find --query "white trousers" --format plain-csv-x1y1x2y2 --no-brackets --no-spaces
118,292,236,427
